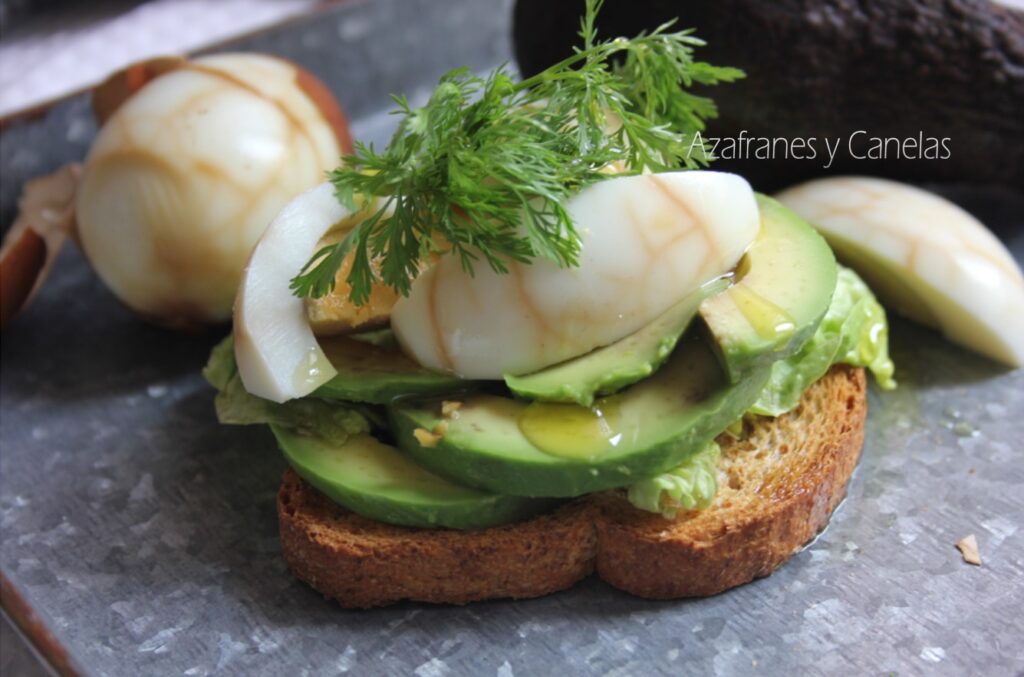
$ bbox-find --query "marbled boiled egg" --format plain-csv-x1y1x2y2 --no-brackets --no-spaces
777,176,1024,367
76,53,351,329
392,171,760,378
235,171,759,401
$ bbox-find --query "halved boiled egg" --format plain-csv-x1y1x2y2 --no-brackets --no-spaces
777,176,1024,367
77,53,350,329
393,171,760,378
236,171,759,401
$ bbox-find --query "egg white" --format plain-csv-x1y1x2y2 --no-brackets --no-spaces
392,171,760,378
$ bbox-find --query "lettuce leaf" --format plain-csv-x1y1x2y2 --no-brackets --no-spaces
627,441,720,518
749,266,896,417
627,266,896,516
202,335,237,391
203,336,370,444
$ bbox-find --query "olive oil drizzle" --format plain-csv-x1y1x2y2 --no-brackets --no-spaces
518,399,624,461
728,283,797,341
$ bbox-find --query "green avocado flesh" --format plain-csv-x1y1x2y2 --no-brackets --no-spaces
269,193,850,519
389,335,770,497
700,195,838,383
272,426,554,529
313,333,466,404
504,278,729,407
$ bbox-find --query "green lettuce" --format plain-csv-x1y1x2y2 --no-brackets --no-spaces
749,266,896,417
627,441,720,518
203,336,370,444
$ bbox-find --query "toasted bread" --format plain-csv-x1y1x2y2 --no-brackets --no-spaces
278,365,867,608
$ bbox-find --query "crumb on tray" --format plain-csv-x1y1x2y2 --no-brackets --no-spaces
956,534,981,566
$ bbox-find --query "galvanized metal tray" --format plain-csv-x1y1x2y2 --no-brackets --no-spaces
2,0,1022,674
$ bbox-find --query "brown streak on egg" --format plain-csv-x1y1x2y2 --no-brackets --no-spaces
97,114,285,315
787,178,895,235
80,54,351,329
182,63,325,172
620,198,657,323
802,181,1022,286
175,63,331,249
797,186,879,226
627,199,658,259
644,176,722,315
801,204,874,233
509,261,569,346
95,55,348,175
907,238,920,276
94,141,270,276
646,174,713,258
92,56,187,126
88,147,183,180
841,179,888,203
964,242,1024,285
191,158,251,194
632,179,708,320
192,157,288,249
87,148,233,308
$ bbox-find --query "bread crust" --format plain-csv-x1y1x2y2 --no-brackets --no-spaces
595,365,867,598
277,365,867,607
278,471,598,608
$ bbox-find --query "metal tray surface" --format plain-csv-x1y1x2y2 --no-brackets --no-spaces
1,0,1023,674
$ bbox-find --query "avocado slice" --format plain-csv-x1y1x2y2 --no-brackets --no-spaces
273,426,555,529
700,195,837,383
389,335,770,497
313,333,466,404
504,278,729,407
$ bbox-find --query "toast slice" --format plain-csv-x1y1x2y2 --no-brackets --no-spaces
278,365,867,608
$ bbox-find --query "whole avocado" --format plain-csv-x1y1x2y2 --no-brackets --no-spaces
513,0,1024,191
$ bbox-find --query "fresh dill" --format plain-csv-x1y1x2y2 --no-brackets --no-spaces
290,0,743,304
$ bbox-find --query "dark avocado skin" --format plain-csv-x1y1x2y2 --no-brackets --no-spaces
513,0,1024,191
389,336,771,498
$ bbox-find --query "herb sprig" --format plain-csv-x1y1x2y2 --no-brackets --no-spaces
290,0,743,304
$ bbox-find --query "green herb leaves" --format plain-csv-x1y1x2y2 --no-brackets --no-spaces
290,0,743,305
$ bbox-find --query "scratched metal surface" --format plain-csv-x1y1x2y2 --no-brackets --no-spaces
2,0,1023,674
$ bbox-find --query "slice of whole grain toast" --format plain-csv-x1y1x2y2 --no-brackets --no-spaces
278,365,867,608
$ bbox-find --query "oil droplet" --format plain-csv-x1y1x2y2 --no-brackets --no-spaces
518,400,623,460
733,254,752,281
293,346,328,390
729,283,796,340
